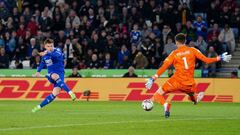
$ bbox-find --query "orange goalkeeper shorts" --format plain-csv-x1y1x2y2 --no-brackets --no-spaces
162,78,196,94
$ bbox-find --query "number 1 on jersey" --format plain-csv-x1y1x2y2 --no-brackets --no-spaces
182,57,189,69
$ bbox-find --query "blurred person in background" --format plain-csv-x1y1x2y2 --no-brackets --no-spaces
0,47,9,68
123,66,138,77
207,46,218,77
133,52,148,69
218,24,236,54
69,66,82,78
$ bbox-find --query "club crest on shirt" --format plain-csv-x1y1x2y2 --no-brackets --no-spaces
45,59,53,66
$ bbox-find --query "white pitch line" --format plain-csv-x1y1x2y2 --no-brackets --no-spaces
0,117,238,132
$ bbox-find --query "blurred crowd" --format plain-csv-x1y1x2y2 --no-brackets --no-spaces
0,0,239,77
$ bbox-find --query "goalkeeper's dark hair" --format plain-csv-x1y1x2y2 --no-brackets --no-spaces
175,33,186,44
44,38,54,45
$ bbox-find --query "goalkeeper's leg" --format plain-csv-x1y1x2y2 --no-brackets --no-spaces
186,92,197,105
153,88,171,118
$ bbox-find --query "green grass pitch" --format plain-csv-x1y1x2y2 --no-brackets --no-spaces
0,101,239,135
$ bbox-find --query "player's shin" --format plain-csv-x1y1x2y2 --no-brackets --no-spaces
56,78,71,93
39,93,56,108
55,78,76,101
153,93,166,105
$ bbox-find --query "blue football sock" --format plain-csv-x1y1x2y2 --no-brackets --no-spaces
40,94,56,108
56,78,71,93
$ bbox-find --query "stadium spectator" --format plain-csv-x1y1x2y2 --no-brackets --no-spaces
69,67,82,78
141,38,155,59
66,10,81,28
5,31,16,60
193,15,208,39
218,24,235,53
195,35,208,55
30,49,40,69
39,9,52,32
27,16,39,36
103,53,114,69
117,44,129,67
202,64,209,78
147,57,158,69
208,35,223,55
207,1,220,26
207,46,218,77
221,0,237,12
0,47,9,68
162,25,173,45
27,38,39,58
219,5,231,27
122,66,138,78
130,23,142,47
64,38,74,67
207,23,220,41
163,36,177,57
133,52,148,69
87,53,100,69
17,23,26,37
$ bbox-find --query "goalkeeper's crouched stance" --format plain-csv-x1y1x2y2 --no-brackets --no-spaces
145,33,232,118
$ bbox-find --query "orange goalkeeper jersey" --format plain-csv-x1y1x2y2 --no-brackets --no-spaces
155,45,220,85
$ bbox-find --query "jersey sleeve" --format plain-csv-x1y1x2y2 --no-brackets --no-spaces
154,52,175,78
37,57,46,72
192,48,220,64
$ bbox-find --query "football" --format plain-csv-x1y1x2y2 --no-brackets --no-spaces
142,99,154,111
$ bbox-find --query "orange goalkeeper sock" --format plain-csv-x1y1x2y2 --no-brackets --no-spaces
153,93,166,105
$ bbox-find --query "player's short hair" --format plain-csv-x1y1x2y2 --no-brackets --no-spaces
44,38,54,45
175,33,186,44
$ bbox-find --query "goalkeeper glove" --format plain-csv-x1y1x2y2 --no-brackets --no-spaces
145,75,158,89
220,52,232,62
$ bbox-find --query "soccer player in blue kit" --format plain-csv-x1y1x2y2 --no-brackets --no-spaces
32,39,76,112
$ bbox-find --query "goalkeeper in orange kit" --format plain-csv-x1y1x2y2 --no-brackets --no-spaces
145,33,232,118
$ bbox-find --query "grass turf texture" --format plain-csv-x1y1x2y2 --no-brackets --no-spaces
0,101,239,135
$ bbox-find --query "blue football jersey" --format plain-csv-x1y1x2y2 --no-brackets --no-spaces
37,48,65,74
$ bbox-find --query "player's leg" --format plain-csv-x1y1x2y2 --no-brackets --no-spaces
184,85,204,104
152,79,176,118
186,92,197,105
197,92,205,103
153,87,171,118
51,73,76,101
32,87,61,112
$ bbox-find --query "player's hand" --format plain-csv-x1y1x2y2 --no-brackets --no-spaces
145,78,154,90
38,51,47,56
220,52,232,62
34,72,41,77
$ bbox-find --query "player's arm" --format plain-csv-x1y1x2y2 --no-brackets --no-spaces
192,48,231,63
145,53,174,89
35,58,46,77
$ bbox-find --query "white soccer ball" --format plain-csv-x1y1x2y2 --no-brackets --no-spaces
142,99,153,111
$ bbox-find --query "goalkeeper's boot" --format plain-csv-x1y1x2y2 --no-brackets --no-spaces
164,103,171,118
32,105,41,113
197,92,205,103
69,91,76,101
